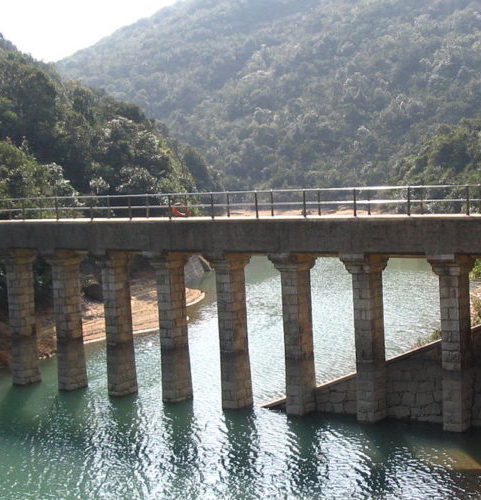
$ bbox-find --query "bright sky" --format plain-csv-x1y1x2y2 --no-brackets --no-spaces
1,0,179,62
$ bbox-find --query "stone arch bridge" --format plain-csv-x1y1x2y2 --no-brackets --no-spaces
2,204,481,432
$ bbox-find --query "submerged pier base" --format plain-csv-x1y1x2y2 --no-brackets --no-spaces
210,253,253,410
3,249,41,386
150,253,193,403
270,253,317,416
100,251,138,397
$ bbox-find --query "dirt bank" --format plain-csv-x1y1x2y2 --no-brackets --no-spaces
0,272,204,369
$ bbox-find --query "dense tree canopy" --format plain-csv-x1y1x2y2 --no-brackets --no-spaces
392,119,481,185
58,0,481,189
0,34,216,202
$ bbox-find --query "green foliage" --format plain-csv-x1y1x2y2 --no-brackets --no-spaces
0,34,215,197
415,329,442,347
0,141,79,218
58,0,481,189
0,141,74,198
391,119,481,185
471,260,481,280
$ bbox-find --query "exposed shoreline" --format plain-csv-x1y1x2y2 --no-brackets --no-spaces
0,274,205,369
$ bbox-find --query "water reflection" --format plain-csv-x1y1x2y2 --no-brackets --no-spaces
0,257,478,499
221,409,260,497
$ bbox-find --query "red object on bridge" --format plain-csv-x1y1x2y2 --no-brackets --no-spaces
171,202,192,217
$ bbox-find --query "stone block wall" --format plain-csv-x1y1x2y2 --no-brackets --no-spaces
469,328,481,426
385,342,442,423
184,255,211,286
316,374,357,415
315,341,444,424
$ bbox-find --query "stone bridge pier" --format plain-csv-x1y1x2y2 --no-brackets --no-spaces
2,217,481,432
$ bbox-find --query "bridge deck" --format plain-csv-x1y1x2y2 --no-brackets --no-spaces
1,214,480,257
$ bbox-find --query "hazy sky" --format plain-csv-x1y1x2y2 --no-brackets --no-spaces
1,0,179,62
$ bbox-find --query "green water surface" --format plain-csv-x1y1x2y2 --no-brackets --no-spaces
1,257,481,499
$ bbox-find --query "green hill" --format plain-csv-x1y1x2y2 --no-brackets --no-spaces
58,0,481,189
0,33,215,202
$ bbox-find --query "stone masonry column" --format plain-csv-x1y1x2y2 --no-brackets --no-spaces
208,253,253,409
340,254,388,423
100,251,138,397
428,255,474,432
269,253,317,416
3,249,41,385
46,250,88,391
149,253,193,403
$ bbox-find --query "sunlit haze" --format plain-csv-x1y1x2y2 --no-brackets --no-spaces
1,0,179,62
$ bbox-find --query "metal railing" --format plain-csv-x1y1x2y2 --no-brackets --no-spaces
0,184,480,221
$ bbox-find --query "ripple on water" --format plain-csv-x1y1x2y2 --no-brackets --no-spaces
1,257,480,499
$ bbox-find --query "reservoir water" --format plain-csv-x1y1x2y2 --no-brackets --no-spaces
1,257,481,499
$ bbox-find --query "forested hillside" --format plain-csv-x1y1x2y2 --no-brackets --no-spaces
58,0,481,189
0,34,215,202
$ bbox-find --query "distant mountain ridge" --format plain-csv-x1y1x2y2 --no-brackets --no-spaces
58,0,481,188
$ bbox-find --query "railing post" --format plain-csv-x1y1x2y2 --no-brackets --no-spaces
270,190,274,217
55,197,59,220
168,195,172,220
107,195,111,219
317,189,321,216
21,199,26,220
407,187,411,216
210,193,215,220
466,185,470,216
146,195,150,218
89,198,94,221
128,196,132,220
353,189,357,217
254,191,259,219
226,192,231,218
302,190,307,218
367,190,371,216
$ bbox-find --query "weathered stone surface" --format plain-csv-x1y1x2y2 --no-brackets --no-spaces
99,251,137,397
4,217,481,257
341,254,388,423
45,250,88,391
2,249,41,385
150,253,193,403
209,253,253,409
316,342,444,424
429,255,474,432
269,253,317,416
